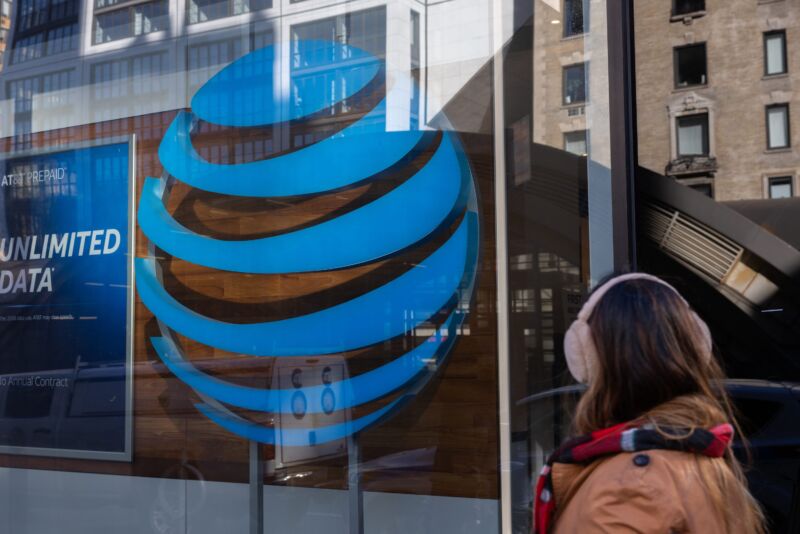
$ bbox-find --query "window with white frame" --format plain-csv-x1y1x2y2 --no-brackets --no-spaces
676,113,709,156
93,0,168,44
768,176,793,199
187,37,245,97
766,104,790,149
764,31,787,76
289,7,386,147
90,52,167,122
6,70,74,148
187,0,270,24
11,0,78,63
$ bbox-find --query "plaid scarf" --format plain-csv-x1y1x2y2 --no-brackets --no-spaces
532,422,734,534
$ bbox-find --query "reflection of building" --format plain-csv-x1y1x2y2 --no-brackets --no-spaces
0,0,493,149
532,0,588,157
635,0,800,200
0,0,10,70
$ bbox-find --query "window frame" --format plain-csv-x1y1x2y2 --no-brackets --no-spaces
563,129,588,156
562,0,586,38
671,0,705,18
676,112,710,157
767,176,794,199
673,42,707,88
766,103,791,150
562,62,587,106
92,0,168,44
10,0,78,63
763,30,788,77
186,0,271,25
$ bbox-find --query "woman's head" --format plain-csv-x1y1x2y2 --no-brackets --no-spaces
566,273,766,533
566,273,724,432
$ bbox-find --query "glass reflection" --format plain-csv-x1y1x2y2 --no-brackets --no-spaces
0,0,503,530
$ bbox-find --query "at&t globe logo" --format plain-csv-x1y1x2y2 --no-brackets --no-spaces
136,40,480,447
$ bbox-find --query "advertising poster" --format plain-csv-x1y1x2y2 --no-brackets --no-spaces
0,140,133,460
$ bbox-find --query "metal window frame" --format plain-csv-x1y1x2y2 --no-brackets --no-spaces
768,175,794,198
766,103,791,150
562,0,586,38
562,61,588,106
676,112,710,157
763,29,788,77
607,0,637,272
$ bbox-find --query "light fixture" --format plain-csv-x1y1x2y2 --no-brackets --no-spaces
551,19,561,24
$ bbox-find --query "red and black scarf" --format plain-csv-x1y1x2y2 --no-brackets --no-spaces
532,422,734,534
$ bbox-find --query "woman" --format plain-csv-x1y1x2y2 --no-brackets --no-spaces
533,273,765,533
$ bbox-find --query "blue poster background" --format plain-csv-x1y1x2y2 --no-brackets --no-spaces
0,142,130,456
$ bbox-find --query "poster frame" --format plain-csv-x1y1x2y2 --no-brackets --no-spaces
0,134,136,462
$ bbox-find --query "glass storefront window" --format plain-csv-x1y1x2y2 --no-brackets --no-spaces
0,0,522,530
0,0,623,528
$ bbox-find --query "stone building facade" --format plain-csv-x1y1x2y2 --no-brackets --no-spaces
635,0,800,200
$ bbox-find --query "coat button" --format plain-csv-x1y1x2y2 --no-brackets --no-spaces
633,453,650,467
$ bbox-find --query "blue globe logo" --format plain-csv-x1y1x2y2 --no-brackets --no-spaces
136,40,480,446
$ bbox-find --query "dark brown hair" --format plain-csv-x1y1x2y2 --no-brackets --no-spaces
572,278,765,533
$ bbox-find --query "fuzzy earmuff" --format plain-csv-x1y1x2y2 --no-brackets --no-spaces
564,273,713,384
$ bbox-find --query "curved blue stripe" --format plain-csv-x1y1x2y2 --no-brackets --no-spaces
158,102,425,199
149,311,459,414
191,41,381,127
195,397,402,446
140,133,465,274
135,216,471,356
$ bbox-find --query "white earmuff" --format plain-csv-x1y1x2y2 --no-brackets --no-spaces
563,273,714,384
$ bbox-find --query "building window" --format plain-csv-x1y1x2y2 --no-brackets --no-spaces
674,43,707,87
768,176,793,199
187,0,270,24
764,31,787,76
6,69,74,149
290,6,386,133
768,176,794,198
672,0,704,16
766,104,790,150
564,130,588,155
10,0,78,63
677,113,709,156
562,62,586,105
512,289,536,313
563,0,586,38
93,0,168,44
187,38,244,96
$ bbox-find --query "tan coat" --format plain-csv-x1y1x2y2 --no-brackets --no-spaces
550,449,747,534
